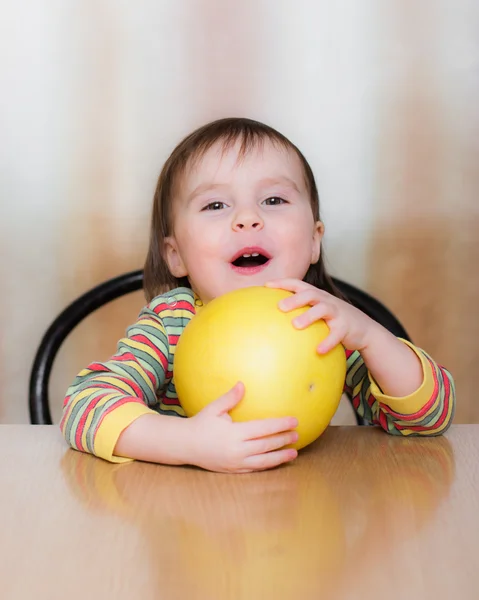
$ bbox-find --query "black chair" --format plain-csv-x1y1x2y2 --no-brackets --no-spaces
29,270,411,426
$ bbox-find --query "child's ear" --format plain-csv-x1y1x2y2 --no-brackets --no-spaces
311,221,324,264
164,236,188,277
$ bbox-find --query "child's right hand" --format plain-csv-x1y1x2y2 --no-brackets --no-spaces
185,382,299,473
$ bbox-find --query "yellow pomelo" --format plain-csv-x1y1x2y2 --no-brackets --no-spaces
174,286,347,449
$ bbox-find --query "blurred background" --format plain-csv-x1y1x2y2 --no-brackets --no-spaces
1,0,478,425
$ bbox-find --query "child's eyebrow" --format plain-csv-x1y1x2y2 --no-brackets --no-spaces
187,183,227,203
257,177,301,192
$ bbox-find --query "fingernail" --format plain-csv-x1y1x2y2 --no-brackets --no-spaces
292,317,302,328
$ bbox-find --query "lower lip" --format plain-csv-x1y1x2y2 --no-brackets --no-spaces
230,260,271,275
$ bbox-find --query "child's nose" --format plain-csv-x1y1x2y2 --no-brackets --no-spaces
232,211,264,231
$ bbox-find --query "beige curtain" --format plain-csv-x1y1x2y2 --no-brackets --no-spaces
368,1,479,422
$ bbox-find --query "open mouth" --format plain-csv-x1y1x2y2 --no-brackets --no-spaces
232,252,270,268
230,248,272,274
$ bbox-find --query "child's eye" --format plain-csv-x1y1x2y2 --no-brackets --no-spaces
263,196,287,206
202,201,227,211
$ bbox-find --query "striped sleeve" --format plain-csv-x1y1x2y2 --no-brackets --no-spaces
344,339,455,435
60,288,196,462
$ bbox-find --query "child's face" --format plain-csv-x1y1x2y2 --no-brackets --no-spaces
164,139,323,304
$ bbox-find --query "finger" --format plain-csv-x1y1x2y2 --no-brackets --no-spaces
245,430,299,455
264,278,310,293
242,448,298,471
317,327,346,354
278,287,333,312
239,416,298,440
203,382,245,416
291,303,334,329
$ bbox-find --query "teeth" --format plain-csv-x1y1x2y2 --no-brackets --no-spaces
252,253,259,257
242,254,251,258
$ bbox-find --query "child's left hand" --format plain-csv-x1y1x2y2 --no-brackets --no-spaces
265,278,380,354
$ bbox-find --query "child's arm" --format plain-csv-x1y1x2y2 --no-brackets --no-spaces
60,298,184,463
344,338,454,435
266,279,456,435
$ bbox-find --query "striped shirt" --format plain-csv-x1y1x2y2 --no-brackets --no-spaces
61,287,455,463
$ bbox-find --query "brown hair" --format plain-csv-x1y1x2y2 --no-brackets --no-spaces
144,117,343,301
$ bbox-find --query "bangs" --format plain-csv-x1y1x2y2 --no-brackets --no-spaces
190,124,291,166
170,118,298,190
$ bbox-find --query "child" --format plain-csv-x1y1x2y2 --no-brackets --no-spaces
61,117,455,473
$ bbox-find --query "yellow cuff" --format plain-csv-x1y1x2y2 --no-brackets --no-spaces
368,339,436,415
93,401,157,463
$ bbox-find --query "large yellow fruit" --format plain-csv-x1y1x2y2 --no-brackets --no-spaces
174,286,347,449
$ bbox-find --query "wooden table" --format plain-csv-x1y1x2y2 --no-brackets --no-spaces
1,425,478,600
